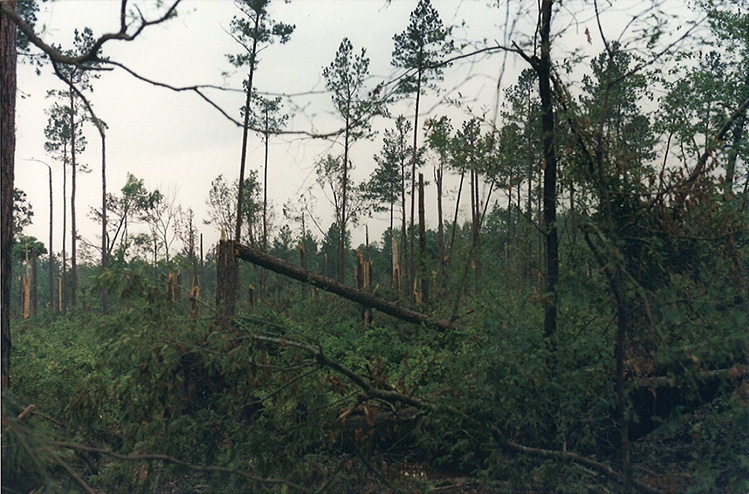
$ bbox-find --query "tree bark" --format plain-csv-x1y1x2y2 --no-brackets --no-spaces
418,173,429,305
231,240,461,331
1,0,17,390
339,114,350,283
69,86,78,309
216,239,238,321
100,131,108,312
61,142,68,315
234,13,260,243
47,163,54,310
32,248,38,316
409,70,422,295
537,0,558,340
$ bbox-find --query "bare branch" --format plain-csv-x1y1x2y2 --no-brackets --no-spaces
50,441,313,493
1,0,182,70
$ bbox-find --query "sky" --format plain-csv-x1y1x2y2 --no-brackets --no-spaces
13,0,696,260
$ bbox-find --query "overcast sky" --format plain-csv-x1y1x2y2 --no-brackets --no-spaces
13,0,694,258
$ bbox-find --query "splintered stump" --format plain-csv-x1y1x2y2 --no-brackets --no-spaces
216,239,238,321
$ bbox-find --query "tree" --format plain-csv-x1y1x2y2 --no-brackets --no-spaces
314,153,366,262
205,173,262,246
89,173,160,265
392,0,453,287
227,0,293,244
41,27,99,310
44,101,87,313
323,37,382,282
425,115,451,281
1,0,18,390
364,115,413,290
659,3,749,196
248,93,288,299
1,0,181,392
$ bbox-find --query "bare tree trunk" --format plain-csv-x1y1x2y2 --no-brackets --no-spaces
448,171,465,265
409,71,422,294
339,116,350,283
1,0,16,389
47,163,54,310
32,248,38,316
435,165,445,290
70,86,78,309
232,240,461,331
725,71,749,195
418,173,428,305
101,134,107,312
537,0,558,340
400,154,408,294
61,143,68,315
234,14,260,244
261,124,269,302
216,239,238,322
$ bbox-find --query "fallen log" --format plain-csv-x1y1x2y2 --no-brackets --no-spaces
227,240,462,332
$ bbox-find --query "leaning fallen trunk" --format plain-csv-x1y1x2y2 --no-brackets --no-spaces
226,240,462,332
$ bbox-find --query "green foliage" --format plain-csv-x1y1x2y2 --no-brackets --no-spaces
391,0,454,95
11,188,33,240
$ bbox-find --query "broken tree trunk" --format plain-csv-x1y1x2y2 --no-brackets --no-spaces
216,239,238,321
228,240,461,331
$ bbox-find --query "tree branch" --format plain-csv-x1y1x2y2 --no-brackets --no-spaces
1,0,182,70
50,441,312,493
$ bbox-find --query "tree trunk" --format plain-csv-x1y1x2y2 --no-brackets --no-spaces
47,163,54,310
400,153,407,294
32,248,38,316
232,240,461,331
101,132,107,312
418,173,428,305
339,115,350,283
725,71,749,195
1,0,16,389
61,143,68,315
449,171,465,264
234,13,260,243
70,86,78,309
262,124,269,302
216,238,238,322
435,165,445,290
409,70,422,294
537,0,558,340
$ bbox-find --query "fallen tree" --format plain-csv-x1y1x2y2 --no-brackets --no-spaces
222,240,463,332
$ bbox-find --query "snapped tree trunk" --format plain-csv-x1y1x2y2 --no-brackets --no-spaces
216,239,238,322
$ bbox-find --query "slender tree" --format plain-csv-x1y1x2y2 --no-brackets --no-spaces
392,0,453,288
1,0,17,389
227,0,293,243
323,37,381,282
248,93,287,299
365,116,413,290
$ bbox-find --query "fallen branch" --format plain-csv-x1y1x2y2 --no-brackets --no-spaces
242,324,662,494
635,364,749,388
498,436,662,494
228,240,463,332
50,441,312,493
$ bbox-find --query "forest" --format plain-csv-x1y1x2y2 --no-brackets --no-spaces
1,0,748,492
